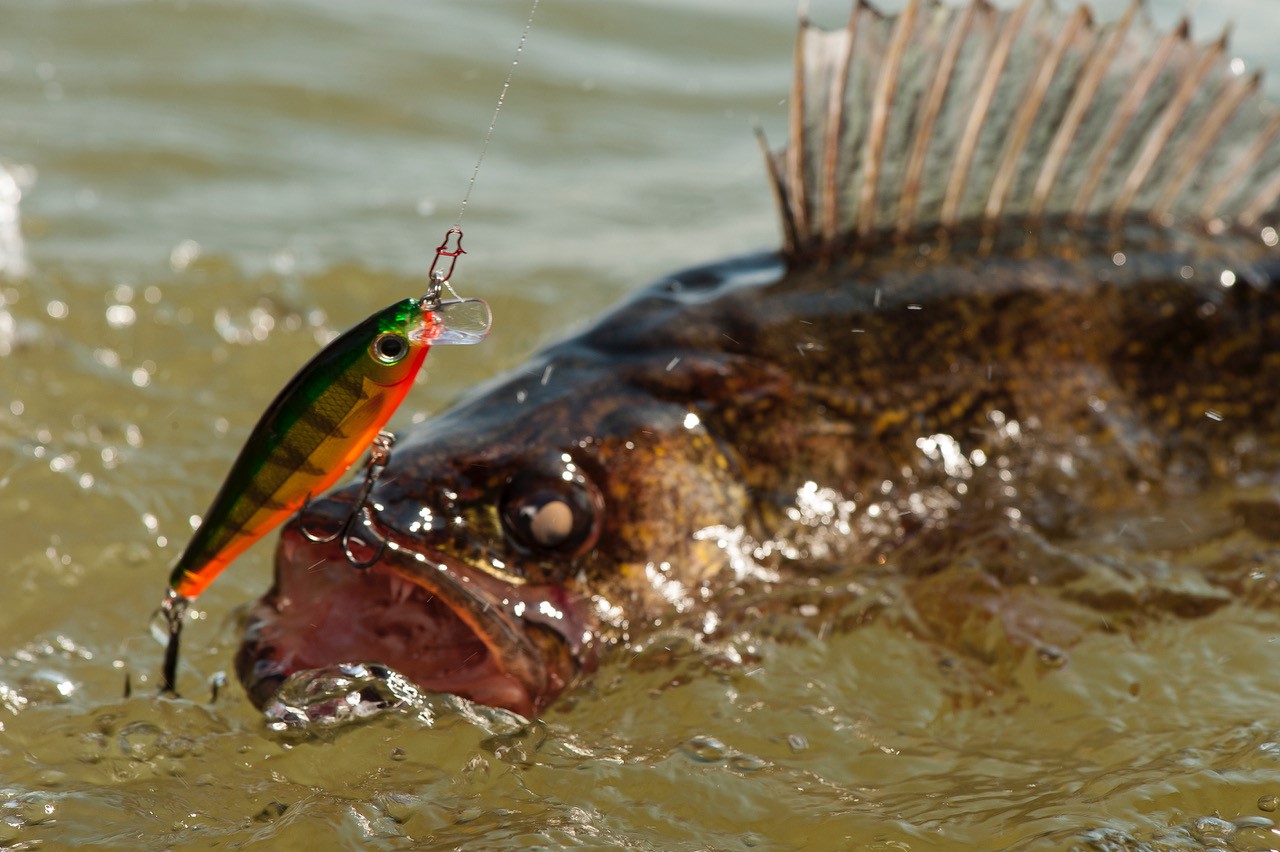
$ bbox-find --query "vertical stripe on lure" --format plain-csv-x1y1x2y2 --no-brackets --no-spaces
166,295,491,601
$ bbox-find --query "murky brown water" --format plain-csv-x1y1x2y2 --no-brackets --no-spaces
6,0,1280,848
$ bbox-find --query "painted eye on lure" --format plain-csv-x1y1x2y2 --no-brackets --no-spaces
371,331,409,364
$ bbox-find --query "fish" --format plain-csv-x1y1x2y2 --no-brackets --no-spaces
236,0,1280,720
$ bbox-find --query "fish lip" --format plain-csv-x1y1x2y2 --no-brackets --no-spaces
237,506,587,718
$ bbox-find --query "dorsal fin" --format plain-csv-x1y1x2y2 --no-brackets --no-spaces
763,0,1280,258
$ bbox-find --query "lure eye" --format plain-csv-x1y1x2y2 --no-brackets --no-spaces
500,473,601,557
370,332,409,365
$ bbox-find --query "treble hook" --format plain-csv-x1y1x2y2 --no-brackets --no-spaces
424,227,465,308
300,430,396,569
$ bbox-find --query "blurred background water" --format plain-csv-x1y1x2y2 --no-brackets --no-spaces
5,0,1280,848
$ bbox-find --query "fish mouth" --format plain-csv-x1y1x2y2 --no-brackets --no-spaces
237,501,589,719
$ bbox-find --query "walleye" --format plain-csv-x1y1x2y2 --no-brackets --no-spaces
238,0,1280,719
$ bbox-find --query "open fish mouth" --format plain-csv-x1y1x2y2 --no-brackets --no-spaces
237,504,584,719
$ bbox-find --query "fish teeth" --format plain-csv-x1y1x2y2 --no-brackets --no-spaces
388,574,414,605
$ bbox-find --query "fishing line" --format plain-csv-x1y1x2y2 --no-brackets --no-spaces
452,0,541,230
424,0,540,304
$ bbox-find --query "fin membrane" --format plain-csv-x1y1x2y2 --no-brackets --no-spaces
765,0,1280,256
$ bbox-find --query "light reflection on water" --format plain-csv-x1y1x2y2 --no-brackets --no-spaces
3,0,1280,848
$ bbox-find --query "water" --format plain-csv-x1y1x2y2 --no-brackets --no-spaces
4,0,1280,848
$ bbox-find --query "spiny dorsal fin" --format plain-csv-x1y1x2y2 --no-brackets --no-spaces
764,0,1280,257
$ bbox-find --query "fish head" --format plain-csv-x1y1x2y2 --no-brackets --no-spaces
237,352,750,717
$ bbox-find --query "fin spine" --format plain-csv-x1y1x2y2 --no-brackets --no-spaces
1110,30,1228,220
1069,19,1186,218
1240,166,1280,228
786,19,811,246
985,4,1091,219
821,1,861,243
1152,72,1261,220
896,0,984,234
857,0,920,235
1200,111,1280,222
757,127,798,255
1029,0,1138,218
940,0,1033,226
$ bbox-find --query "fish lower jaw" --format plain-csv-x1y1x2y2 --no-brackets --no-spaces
238,598,537,718
236,542,542,717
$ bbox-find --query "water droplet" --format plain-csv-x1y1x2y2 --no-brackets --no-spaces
680,735,727,763
787,734,809,753
1190,815,1236,842
118,721,163,761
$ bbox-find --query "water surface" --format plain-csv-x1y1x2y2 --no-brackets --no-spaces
4,0,1280,848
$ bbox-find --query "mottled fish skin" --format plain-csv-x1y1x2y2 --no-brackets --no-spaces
237,1,1280,717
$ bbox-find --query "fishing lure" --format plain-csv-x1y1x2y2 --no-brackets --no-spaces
158,230,488,693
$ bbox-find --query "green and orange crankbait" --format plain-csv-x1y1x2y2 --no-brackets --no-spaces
157,230,489,693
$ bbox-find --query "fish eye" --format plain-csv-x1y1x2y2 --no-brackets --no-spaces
371,332,409,365
500,474,601,557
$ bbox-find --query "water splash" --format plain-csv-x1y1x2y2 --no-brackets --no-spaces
261,662,527,735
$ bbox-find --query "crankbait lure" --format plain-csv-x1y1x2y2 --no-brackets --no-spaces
157,230,488,693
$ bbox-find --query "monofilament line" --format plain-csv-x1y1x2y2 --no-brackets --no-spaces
453,0,541,227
